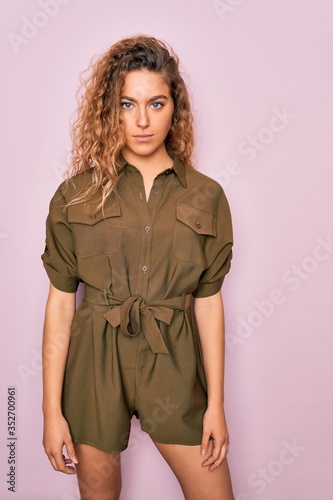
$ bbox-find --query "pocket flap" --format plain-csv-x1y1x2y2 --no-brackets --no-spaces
68,202,122,225
176,205,216,236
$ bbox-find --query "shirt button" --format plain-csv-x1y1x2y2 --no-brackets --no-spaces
196,222,202,229
142,265,148,272
165,169,172,175
90,214,96,220
153,191,159,197
144,225,151,232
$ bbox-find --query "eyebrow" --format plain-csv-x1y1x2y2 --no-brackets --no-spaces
120,94,169,102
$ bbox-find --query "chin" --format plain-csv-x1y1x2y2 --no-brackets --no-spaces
131,144,163,156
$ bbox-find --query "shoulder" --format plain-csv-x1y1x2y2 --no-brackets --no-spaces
181,164,229,213
51,169,95,205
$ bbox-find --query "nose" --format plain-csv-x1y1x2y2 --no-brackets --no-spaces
136,105,150,129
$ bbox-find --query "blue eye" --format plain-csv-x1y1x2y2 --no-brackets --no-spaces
121,102,132,109
151,102,163,109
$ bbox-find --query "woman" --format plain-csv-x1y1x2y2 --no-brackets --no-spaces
42,35,234,500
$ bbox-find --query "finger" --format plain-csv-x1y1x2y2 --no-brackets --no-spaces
208,442,229,472
201,439,215,466
64,438,79,465
203,438,223,467
210,461,222,472
62,454,75,466
220,441,229,460
52,450,76,475
200,430,211,456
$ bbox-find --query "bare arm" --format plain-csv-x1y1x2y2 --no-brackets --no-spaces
42,283,78,473
193,290,230,470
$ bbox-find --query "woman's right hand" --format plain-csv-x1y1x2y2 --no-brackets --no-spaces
43,412,78,474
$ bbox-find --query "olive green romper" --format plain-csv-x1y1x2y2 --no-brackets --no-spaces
42,153,233,453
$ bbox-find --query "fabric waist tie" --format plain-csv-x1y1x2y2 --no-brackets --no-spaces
84,285,192,354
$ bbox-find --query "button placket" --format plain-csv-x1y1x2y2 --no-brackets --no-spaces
130,171,156,297
132,170,166,296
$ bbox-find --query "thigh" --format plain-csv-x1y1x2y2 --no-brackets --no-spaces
153,440,234,500
74,444,122,500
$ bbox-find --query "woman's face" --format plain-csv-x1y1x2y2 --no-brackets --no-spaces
120,69,174,163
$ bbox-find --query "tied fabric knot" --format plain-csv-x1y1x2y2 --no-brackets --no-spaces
83,286,192,355
103,295,176,354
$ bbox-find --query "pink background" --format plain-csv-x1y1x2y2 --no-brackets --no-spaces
1,0,332,498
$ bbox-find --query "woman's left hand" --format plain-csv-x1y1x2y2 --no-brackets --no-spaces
200,405,230,471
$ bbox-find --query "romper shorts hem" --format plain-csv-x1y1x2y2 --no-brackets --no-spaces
72,440,128,455
71,437,202,456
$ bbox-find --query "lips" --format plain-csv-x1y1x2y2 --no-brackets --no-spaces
133,134,153,142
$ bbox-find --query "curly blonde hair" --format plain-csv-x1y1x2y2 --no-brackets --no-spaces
66,35,195,209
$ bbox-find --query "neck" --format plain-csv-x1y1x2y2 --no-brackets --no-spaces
121,145,174,176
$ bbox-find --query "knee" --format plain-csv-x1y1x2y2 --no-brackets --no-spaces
78,474,122,500
79,485,121,500
75,446,122,500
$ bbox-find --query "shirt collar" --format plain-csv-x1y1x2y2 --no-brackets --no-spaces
118,150,187,188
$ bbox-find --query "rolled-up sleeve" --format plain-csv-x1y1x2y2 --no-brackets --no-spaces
192,187,233,298
41,186,79,293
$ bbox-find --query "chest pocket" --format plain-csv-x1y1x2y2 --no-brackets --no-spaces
174,205,216,267
68,202,122,257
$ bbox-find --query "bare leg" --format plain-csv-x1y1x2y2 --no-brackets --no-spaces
153,440,234,500
74,444,122,500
